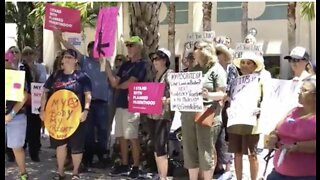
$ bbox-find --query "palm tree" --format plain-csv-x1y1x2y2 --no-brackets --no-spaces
202,2,212,31
299,2,315,21
168,2,175,70
241,2,248,42
287,2,296,52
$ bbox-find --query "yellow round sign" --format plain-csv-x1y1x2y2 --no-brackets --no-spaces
44,89,82,140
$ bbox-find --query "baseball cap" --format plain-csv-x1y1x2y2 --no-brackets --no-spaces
62,49,78,59
284,46,310,60
125,36,143,45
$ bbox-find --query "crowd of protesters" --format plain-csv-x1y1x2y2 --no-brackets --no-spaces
5,30,316,180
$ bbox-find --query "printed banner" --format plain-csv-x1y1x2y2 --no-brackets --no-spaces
31,83,44,114
128,83,165,114
44,90,82,140
259,79,302,134
234,43,263,58
5,70,25,102
168,71,203,112
44,3,81,33
93,7,119,58
227,74,260,127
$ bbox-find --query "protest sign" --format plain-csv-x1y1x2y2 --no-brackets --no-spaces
67,36,82,50
44,90,82,140
31,83,44,114
5,69,25,102
128,83,165,114
183,31,215,57
259,79,302,134
168,71,203,112
44,3,81,33
227,74,260,127
93,7,119,58
234,42,263,59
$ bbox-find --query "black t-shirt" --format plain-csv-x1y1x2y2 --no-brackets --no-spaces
44,70,92,110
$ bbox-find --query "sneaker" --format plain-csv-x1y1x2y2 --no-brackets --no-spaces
109,165,130,176
19,173,28,180
128,166,139,179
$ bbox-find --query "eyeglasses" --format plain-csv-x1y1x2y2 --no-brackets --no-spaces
126,44,134,48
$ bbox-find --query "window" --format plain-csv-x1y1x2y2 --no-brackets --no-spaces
160,2,188,25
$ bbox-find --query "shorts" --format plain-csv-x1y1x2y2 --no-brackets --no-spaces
50,121,86,154
5,114,27,149
114,108,140,139
147,118,172,156
228,133,259,155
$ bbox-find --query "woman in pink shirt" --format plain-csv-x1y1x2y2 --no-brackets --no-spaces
266,76,316,180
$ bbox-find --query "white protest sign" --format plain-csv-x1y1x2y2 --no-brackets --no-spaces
258,79,302,134
67,36,82,50
31,83,44,114
168,71,203,112
184,31,215,54
234,43,263,59
227,74,260,127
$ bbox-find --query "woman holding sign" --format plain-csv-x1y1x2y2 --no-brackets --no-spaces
40,49,92,180
265,76,316,180
180,40,227,180
5,49,30,180
147,48,174,180
227,51,266,180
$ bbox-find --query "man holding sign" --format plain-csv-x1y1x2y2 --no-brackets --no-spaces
105,36,147,179
40,49,92,179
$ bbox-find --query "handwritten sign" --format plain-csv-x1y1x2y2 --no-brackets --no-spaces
67,36,82,50
184,31,215,58
259,79,302,134
128,83,165,114
5,70,25,102
44,3,81,33
93,7,119,58
31,83,44,114
234,43,263,59
44,90,82,140
227,74,260,127
168,71,203,112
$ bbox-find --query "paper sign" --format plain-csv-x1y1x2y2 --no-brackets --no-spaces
128,83,165,114
5,70,26,102
44,89,82,140
67,36,82,50
93,7,119,58
227,74,260,127
168,71,203,112
184,31,216,57
44,3,81,33
234,43,263,59
31,83,44,114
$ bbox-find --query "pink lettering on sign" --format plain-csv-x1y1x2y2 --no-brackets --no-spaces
13,83,21,89
128,83,165,115
93,7,119,58
44,3,81,33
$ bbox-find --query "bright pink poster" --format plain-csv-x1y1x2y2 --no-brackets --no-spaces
128,83,165,115
93,7,119,58
44,4,81,33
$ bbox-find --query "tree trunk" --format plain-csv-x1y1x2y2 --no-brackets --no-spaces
34,25,43,63
241,2,248,42
168,2,175,70
128,2,162,81
202,2,212,31
288,2,296,52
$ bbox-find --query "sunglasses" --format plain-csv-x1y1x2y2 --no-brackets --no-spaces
216,51,222,56
10,50,19,54
22,52,34,56
126,44,134,48
288,58,304,63
151,56,161,61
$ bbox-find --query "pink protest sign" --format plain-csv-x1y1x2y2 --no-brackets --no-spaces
128,83,165,115
93,7,119,58
44,3,81,33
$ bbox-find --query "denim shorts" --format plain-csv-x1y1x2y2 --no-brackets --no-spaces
5,114,27,148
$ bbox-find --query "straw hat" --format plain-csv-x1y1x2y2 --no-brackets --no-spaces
233,51,264,72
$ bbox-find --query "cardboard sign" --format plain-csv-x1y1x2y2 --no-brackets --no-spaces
227,74,260,127
128,83,165,114
44,90,82,140
169,71,203,112
93,7,119,58
5,69,25,102
44,3,81,33
31,83,44,114
234,43,263,59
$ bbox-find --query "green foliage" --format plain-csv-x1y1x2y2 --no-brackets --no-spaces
300,2,315,21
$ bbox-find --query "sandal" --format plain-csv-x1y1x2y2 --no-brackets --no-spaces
52,173,66,180
71,174,80,180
